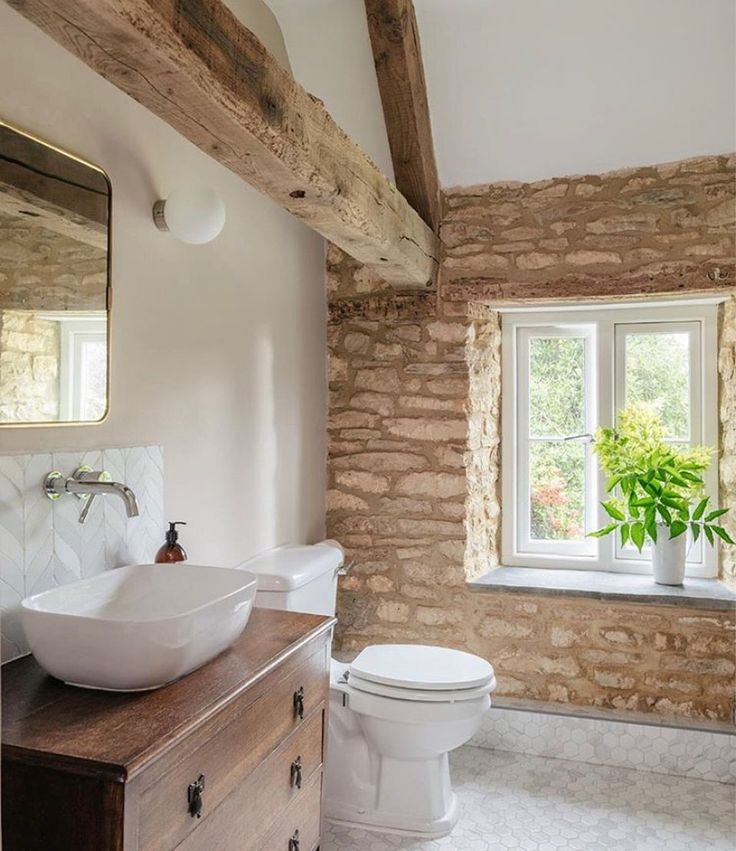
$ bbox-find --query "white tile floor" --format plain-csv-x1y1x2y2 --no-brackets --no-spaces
323,746,736,851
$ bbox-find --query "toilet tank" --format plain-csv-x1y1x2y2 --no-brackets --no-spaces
238,540,344,617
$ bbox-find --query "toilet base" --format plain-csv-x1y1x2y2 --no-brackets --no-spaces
325,750,461,838
327,789,460,838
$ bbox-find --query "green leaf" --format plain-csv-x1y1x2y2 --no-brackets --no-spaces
631,522,645,552
646,521,658,543
587,524,618,538
627,491,641,518
656,504,672,525
633,497,655,507
669,520,688,539
620,524,630,547
660,495,686,510
602,501,626,522
680,471,703,483
711,526,736,545
690,522,701,543
692,497,709,521
704,525,714,546
606,475,622,493
705,508,729,522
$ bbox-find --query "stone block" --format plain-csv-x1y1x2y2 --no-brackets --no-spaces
396,471,466,498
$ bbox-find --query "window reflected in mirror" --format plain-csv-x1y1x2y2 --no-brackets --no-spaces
0,120,110,425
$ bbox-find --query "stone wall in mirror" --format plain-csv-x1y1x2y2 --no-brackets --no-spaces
0,120,110,425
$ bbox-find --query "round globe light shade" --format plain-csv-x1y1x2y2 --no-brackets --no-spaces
161,186,226,244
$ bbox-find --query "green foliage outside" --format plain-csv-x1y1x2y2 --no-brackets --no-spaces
529,337,586,541
625,331,690,439
589,406,733,550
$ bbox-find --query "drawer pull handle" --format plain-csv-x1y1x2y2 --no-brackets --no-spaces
293,686,305,720
290,756,303,789
187,774,205,819
289,829,300,851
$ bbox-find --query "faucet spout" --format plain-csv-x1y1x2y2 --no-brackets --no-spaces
44,470,140,522
66,479,140,518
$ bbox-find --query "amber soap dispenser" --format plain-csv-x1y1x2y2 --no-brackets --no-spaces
155,521,188,563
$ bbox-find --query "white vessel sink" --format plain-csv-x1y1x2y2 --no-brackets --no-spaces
21,564,258,691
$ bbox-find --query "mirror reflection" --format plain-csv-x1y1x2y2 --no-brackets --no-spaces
0,121,110,425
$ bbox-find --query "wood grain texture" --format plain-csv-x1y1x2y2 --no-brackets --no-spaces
6,0,438,287
137,653,327,850
2,608,334,851
443,262,736,306
2,608,334,777
365,0,440,232
2,760,125,851
171,710,324,851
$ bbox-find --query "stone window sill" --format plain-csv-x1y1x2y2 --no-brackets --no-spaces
469,566,736,612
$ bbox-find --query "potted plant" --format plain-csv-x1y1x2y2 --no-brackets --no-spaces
589,405,732,585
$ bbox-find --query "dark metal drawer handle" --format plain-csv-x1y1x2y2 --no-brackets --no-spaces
290,756,303,789
293,686,305,720
187,774,205,819
289,829,300,851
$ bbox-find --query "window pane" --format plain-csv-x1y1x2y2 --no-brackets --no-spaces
529,337,585,437
79,340,107,421
529,440,586,542
624,332,690,439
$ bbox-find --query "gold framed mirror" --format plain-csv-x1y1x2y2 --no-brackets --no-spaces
0,120,111,426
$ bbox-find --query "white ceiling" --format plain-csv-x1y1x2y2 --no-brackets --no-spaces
266,0,395,179
266,0,735,188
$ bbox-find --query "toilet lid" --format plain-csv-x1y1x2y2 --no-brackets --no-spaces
349,644,495,692
347,672,496,703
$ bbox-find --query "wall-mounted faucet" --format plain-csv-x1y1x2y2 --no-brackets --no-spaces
44,467,140,524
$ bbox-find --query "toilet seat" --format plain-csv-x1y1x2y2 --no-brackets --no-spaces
347,672,495,702
347,644,496,703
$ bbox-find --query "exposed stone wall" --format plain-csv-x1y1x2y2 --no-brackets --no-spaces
327,153,736,724
441,154,735,303
0,214,106,421
0,309,60,421
0,213,107,311
719,295,736,583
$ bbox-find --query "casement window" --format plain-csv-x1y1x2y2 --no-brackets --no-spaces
501,302,719,577
34,313,108,422
58,317,107,421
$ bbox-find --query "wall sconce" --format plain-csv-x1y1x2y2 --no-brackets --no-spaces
153,186,226,244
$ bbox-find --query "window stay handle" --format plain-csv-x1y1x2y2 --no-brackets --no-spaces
563,433,593,443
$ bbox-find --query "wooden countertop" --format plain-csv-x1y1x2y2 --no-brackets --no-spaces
2,608,335,780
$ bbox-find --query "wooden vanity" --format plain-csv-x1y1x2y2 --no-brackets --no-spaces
2,608,335,851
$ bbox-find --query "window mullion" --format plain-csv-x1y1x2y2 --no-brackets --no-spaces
598,317,615,569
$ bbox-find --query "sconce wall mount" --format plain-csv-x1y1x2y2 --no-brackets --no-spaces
153,186,226,245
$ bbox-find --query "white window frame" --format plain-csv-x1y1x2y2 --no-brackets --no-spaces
501,302,720,577
34,312,108,421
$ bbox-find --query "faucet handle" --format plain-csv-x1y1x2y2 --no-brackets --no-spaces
72,466,111,486
74,468,111,525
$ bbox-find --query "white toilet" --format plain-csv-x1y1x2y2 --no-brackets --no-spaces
241,540,496,838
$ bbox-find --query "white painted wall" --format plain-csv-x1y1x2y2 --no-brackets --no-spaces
0,4,327,567
416,0,736,185
266,0,395,180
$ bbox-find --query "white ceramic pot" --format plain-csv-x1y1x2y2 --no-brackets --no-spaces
652,527,687,586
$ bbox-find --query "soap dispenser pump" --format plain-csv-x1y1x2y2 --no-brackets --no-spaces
155,522,188,564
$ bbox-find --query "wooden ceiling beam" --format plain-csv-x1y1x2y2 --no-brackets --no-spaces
365,0,440,232
6,0,438,288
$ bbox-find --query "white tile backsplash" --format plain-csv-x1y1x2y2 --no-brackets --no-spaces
0,445,163,663
473,705,735,785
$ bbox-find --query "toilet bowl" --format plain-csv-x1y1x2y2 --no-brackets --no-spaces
239,541,496,837
327,645,495,835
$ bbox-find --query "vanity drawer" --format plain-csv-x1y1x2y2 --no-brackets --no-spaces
137,650,328,851
173,709,324,851
260,771,323,851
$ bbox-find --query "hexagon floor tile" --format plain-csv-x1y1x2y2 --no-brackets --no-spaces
323,746,735,851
